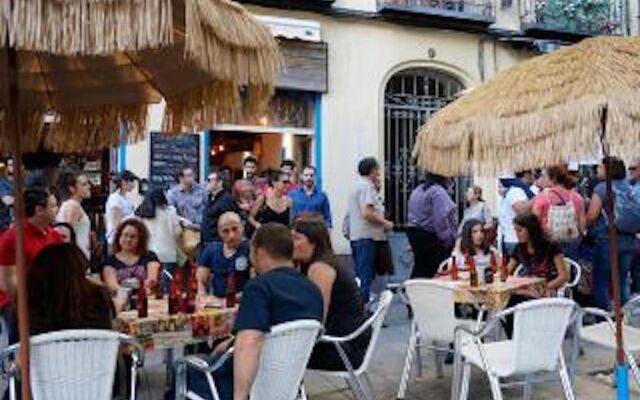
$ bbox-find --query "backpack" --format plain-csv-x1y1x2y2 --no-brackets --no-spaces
613,182,640,234
546,189,579,243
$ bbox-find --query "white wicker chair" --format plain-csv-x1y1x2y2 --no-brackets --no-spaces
175,319,322,400
0,329,144,400
580,295,640,388
304,290,393,400
453,298,577,400
397,279,482,400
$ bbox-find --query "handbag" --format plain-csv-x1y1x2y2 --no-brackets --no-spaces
374,240,394,276
180,227,201,259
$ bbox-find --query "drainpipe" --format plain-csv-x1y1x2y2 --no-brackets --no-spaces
478,36,488,82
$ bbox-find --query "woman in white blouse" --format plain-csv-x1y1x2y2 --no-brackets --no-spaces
56,168,92,259
134,188,183,290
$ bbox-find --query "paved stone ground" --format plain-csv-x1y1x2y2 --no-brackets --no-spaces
137,296,632,400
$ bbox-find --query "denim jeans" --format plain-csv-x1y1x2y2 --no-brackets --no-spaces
351,239,377,304
187,353,233,400
592,236,635,311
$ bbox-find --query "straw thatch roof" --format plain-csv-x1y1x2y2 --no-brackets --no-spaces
413,36,640,177
0,0,281,152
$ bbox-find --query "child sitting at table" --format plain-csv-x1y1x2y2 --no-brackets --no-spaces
451,218,501,283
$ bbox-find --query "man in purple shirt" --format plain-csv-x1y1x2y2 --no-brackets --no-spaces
406,172,457,278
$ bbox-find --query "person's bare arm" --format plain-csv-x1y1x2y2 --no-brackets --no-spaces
548,254,569,291
108,207,123,233
507,256,519,276
307,262,337,322
513,199,533,214
587,193,603,226
0,265,16,299
361,205,393,230
196,266,211,295
102,266,120,293
145,261,161,288
1,195,13,207
578,203,587,236
233,330,265,400
248,195,265,229
59,202,83,225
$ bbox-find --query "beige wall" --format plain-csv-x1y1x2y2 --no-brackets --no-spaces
125,5,534,254
246,5,531,253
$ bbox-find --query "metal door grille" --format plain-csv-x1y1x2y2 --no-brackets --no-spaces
384,68,464,227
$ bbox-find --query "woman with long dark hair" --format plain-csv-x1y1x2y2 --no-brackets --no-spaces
453,219,500,283
56,168,92,259
135,188,182,288
407,172,457,278
28,243,114,335
506,213,569,293
292,213,370,370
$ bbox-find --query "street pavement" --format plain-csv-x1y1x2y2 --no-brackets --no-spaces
139,296,629,399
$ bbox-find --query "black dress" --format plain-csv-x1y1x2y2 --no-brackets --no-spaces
258,204,291,227
305,262,371,371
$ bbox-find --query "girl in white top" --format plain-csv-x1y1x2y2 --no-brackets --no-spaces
56,169,92,259
105,170,137,244
134,188,182,264
451,218,501,284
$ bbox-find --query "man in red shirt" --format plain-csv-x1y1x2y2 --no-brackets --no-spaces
0,187,62,321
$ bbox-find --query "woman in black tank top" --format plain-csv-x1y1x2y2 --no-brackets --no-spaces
292,214,371,371
249,170,293,228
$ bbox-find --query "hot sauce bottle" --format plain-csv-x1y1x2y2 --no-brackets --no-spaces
226,272,237,308
137,279,148,318
450,256,459,281
468,255,478,287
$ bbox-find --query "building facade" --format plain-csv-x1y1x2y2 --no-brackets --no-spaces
124,0,638,253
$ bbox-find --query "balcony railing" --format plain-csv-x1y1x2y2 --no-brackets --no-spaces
379,0,494,23
521,0,625,38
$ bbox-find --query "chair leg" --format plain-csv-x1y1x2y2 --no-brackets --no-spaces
174,362,188,400
558,354,576,400
459,363,471,400
396,328,417,399
361,373,376,400
487,374,504,400
298,384,308,400
435,347,445,379
415,336,423,379
450,349,463,400
625,349,640,388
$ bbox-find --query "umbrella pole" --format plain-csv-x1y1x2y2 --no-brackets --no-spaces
601,106,629,400
5,45,32,399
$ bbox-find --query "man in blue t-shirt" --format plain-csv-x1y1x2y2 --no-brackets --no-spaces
187,223,324,400
196,212,251,297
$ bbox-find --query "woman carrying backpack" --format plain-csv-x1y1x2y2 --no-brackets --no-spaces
532,166,586,260
587,157,639,311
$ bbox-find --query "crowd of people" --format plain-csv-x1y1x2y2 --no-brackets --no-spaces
404,156,640,313
1,151,640,398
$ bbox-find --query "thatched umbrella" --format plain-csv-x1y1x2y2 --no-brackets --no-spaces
413,36,640,399
0,1,281,398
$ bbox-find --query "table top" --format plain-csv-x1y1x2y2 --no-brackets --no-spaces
433,275,548,310
116,296,237,350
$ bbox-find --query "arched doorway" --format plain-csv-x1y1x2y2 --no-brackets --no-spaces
383,67,466,227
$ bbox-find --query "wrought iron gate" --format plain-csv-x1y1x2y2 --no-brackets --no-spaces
384,68,466,227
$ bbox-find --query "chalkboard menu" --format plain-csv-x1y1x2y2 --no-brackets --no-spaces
149,132,200,190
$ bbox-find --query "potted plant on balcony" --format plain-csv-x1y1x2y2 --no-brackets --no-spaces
536,0,619,35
